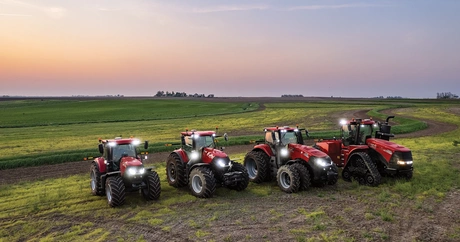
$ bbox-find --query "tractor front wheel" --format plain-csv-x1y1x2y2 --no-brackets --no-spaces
189,167,216,198
105,176,125,207
227,162,249,191
141,171,161,201
276,164,300,193
291,163,311,191
166,154,187,188
90,163,104,196
244,150,269,183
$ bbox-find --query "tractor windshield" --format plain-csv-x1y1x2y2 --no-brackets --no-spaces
112,143,137,162
280,131,298,145
195,135,215,149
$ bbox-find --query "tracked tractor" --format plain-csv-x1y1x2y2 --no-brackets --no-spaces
244,126,338,193
314,116,413,186
90,138,161,207
166,129,249,198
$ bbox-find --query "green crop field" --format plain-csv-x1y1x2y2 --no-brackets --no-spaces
1,98,460,241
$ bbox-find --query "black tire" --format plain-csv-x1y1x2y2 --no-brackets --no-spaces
166,153,187,188
276,164,300,193
244,150,270,183
328,163,339,185
105,176,125,207
291,163,311,191
141,171,161,201
227,162,249,191
90,163,104,196
189,166,216,198
342,167,352,182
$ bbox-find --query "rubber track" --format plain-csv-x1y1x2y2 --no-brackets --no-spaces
244,150,269,183
291,163,311,191
357,152,382,186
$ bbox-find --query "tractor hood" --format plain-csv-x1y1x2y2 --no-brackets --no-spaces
202,147,228,161
288,143,329,160
120,156,143,168
366,138,411,153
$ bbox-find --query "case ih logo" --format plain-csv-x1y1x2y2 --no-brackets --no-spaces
204,150,215,159
369,143,377,149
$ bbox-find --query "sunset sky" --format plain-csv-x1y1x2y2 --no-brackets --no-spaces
1,0,459,98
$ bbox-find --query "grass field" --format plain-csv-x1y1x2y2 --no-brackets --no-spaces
0,98,430,169
1,98,460,241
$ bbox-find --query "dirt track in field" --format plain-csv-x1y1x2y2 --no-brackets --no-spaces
1,103,460,241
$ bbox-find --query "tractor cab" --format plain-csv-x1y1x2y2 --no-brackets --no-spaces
341,119,378,146
265,126,307,145
98,138,148,172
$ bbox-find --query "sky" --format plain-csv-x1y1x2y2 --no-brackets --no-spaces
1,0,459,98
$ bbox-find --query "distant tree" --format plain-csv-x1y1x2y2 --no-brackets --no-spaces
155,91,164,97
437,92,458,99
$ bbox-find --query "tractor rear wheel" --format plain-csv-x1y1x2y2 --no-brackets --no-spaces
105,176,125,207
166,154,187,188
141,171,161,200
90,163,104,196
276,164,301,193
244,150,269,183
291,163,311,191
189,166,216,198
227,162,249,191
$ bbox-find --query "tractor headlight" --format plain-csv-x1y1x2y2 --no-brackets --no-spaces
190,151,199,160
216,159,228,168
397,160,413,165
316,158,331,167
127,167,145,176
280,148,289,157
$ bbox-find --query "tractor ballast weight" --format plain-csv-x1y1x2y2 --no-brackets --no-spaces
166,129,249,198
90,138,161,207
244,126,338,193
314,116,413,186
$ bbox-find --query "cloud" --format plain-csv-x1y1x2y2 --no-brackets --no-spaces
0,0,66,18
0,13,31,16
286,3,386,11
192,4,269,13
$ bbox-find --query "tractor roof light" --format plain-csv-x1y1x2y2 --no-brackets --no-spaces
132,139,141,146
108,142,117,147
294,128,299,132
340,119,347,125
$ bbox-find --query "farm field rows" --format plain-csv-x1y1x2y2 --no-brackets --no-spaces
1,97,460,241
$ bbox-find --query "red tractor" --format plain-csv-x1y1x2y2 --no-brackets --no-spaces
90,138,161,207
166,129,249,198
244,126,338,193
314,116,413,186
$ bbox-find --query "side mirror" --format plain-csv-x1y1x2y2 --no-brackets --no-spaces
224,133,228,141
220,147,226,151
181,136,186,146
144,141,149,150
98,143,104,154
305,130,310,137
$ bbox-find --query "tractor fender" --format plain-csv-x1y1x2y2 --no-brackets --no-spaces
171,149,189,164
93,157,107,173
252,144,274,157
189,162,210,171
100,171,121,187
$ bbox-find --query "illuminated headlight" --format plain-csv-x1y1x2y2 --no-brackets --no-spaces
280,148,289,157
108,142,117,147
190,151,199,160
317,158,331,167
216,159,228,168
397,160,413,165
127,167,145,176
340,119,347,125
132,139,141,145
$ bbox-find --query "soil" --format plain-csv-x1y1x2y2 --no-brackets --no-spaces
1,106,459,241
